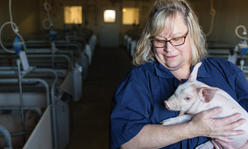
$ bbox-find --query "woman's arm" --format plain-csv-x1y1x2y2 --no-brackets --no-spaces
121,107,246,149
121,122,193,149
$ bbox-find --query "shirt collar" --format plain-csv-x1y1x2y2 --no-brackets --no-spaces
154,61,210,79
154,61,175,78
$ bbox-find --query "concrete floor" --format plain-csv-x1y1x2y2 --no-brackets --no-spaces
66,47,134,149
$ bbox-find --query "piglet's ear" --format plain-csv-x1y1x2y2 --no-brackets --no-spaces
197,87,217,103
188,62,202,82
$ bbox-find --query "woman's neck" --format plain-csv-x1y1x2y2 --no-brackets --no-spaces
171,66,191,81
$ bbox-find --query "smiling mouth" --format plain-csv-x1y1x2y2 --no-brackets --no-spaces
165,55,177,59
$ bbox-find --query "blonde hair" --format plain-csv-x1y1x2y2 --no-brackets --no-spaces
133,0,207,66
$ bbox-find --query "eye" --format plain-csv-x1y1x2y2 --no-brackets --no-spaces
156,40,165,43
184,97,191,100
172,37,181,41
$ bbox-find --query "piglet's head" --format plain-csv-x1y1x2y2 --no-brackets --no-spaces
164,83,198,114
164,62,218,115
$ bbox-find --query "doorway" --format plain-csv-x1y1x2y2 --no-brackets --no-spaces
99,7,120,47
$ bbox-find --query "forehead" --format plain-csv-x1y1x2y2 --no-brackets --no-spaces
175,83,194,94
158,13,188,38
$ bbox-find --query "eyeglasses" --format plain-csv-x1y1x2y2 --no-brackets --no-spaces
150,30,189,48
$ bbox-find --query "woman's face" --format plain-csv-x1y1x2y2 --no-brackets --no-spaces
153,13,191,71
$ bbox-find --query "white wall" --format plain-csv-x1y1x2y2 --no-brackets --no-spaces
0,0,151,45
190,0,248,44
47,0,152,45
2,0,246,46
0,0,41,41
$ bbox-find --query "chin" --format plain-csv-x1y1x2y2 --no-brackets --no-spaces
165,63,182,71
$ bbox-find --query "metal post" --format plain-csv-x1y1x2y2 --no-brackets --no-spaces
16,59,26,141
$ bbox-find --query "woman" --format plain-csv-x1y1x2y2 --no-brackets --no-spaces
109,0,248,148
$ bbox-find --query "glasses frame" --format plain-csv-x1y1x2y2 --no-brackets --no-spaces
150,30,189,48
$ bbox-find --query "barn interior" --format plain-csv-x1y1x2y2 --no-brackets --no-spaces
0,0,248,148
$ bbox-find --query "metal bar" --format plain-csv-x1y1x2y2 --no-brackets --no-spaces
33,68,58,79
0,70,58,149
0,107,42,117
0,125,12,148
0,78,50,106
21,66,36,78
51,77,58,148
0,54,71,69
17,59,26,140
28,54,71,70
207,49,230,54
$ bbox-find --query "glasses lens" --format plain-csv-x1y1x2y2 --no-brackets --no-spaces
152,31,188,47
170,37,185,46
153,40,165,47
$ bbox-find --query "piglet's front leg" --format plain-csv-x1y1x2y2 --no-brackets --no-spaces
161,114,193,125
195,141,214,149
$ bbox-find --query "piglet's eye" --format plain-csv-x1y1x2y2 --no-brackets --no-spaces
185,97,191,100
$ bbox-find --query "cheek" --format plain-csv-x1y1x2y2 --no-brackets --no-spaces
181,100,189,105
185,38,192,54
154,47,164,54
175,98,187,107
179,40,191,58
181,97,193,105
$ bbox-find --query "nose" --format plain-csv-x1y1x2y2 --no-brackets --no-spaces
163,42,175,52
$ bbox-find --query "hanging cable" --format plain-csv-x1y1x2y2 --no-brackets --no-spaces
235,25,248,40
205,0,216,36
9,0,18,33
0,0,26,54
0,1,28,143
43,0,53,29
234,25,248,71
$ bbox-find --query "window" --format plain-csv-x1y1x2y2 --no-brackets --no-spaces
122,8,139,25
104,10,116,23
64,6,82,24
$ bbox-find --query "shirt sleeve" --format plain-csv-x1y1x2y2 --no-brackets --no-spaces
235,71,248,111
109,71,152,149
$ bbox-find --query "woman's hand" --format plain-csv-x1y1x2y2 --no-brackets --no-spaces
212,140,248,149
188,107,246,142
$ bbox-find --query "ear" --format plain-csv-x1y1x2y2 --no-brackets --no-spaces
188,62,202,82
197,87,217,103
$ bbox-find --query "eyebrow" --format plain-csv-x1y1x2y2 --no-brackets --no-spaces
156,32,186,39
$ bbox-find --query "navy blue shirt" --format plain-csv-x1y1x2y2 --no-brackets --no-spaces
109,57,248,149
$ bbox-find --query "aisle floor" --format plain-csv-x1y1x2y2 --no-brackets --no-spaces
66,47,134,149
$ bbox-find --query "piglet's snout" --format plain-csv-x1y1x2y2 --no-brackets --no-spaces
164,97,180,111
